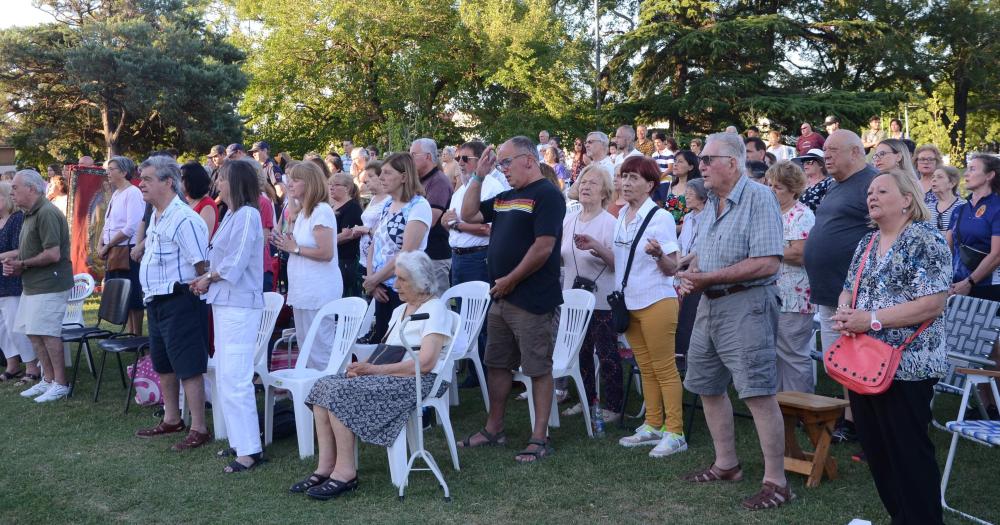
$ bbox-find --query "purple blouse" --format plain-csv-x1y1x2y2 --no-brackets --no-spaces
0,211,24,297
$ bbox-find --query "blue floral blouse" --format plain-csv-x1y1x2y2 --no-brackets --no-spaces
842,221,950,381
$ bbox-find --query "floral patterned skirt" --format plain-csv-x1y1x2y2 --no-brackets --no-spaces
305,373,449,447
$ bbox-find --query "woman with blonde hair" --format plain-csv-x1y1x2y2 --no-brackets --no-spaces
913,144,944,200
363,153,432,341
271,161,342,369
0,181,37,382
872,139,918,181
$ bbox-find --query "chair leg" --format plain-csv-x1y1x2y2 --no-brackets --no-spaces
115,352,127,388
432,399,460,471
523,378,536,430
83,340,96,377
571,371,593,438
684,392,700,443
263,387,275,446
620,362,634,429
93,349,109,403
124,351,142,414
470,351,490,411
69,340,84,398
291,397,315,459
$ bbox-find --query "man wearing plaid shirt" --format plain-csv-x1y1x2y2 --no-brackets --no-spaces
675,132,793,510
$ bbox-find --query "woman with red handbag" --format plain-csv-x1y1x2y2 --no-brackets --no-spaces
829,168,950,525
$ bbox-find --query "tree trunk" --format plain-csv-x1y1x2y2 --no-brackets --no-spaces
950,72,970,155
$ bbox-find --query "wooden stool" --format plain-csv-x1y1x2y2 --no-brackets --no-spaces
776,391,850,488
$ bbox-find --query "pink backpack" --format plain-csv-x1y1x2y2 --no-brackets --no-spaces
127,355,163,406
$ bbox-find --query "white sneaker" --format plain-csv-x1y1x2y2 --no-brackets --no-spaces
649,432,688,458
618,424,663,447
561,402,584,416
516,391,528,401
34,383,70,403
20,380,51,398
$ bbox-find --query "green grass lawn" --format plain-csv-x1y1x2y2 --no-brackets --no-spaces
0,298,996,524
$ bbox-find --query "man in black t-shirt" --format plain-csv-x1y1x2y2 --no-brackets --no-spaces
457,136,565,463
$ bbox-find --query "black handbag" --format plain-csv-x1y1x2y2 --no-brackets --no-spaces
367,344,407,365
608,208,660,333
570,215,607,295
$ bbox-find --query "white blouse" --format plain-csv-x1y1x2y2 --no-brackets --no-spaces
287,202,342,310
103,185,145,245
612,198,680,310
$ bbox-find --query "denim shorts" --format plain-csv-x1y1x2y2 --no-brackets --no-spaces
683,285,779,399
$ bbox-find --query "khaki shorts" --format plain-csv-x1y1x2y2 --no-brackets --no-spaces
14,290,71,337
683,285,779,399
484,299,556,377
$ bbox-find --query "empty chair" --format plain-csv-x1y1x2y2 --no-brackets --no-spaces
65,278,131,397
441,281,491,411
260,297,368,459
515,289,596,437
62,273,96,368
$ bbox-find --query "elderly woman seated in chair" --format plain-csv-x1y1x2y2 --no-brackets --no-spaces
289,250,452,500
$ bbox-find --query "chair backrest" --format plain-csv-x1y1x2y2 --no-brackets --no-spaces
939,295,1000,394
357,298,376,342
253,292,286,368
428,311,463,395
63,273,96,325
440,281,491,359
295,296,369,374
551,289,596,371
98,278,132,327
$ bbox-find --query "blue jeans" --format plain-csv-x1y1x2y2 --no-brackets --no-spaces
451,248,490,364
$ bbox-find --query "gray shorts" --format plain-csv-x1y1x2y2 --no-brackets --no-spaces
484,299,555,377
683,285,779,399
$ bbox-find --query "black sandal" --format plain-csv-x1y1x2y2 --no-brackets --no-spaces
306,477,359,500
515,438,553,464
457,428,507,448
0,370,24,382
289,473,330,493
223,453,265,474
216,447,236,458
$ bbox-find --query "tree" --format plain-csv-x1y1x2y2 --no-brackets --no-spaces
228,0,591,155
0,0,246,165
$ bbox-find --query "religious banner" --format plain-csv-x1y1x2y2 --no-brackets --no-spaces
66,165,111,281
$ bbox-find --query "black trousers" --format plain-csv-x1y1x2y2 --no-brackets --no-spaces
849,378,943,525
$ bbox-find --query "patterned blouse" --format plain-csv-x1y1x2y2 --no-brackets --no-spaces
842,221,951,381
662,192,689,226
0,211,24,297
777,202,815,314
799,177,833,212
928,195,965,233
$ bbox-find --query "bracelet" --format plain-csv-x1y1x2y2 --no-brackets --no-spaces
967,276,977,286
470,174,484,183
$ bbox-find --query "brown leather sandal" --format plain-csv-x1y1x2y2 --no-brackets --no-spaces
680,463,744,483
135,419,186,438
170,429,211,451
741,481,795,511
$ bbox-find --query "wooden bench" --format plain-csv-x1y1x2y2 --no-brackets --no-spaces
776,391,850,488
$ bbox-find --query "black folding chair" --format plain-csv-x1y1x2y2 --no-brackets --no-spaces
93,335,150,410
66,278,131,398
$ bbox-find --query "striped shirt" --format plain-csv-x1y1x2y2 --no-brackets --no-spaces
652,148,675,173
140,195,209,303
695,175,784,289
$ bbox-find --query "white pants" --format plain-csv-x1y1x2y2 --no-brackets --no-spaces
0,296,33,362
213,305,263,457
293,307,337,371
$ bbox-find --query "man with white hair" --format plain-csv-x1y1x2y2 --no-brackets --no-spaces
133,156,213,451
410,138,454,293
613,125,643,169
803,129,878,444
349,146,369,184
537,130,550,159
585,131,615,185
1,169,74,402
675,132,792,510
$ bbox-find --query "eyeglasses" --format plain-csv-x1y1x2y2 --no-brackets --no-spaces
871,150,896,160
802,159,820,166
916,157,937,163
698,155,732,166
456,155,478,163
498,153,531,170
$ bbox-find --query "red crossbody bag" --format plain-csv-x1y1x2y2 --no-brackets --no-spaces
824,234,931,395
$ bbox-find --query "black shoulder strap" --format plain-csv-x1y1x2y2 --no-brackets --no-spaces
621,207,659,291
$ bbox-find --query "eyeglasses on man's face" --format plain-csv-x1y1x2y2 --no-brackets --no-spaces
498,153,531,170
699,155,732,166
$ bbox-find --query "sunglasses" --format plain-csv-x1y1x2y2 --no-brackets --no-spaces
456,155,478,163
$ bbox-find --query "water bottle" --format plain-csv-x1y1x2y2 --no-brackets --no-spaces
592,403,606,438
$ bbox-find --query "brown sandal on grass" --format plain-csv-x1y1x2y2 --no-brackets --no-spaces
681,463,744,483
13,373,40,387
741,481,795,511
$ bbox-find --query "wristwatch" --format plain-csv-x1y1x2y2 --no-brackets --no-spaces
870,310,883,332
293,246,300,255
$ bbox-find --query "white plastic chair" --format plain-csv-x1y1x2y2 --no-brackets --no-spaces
350,299,379,363
63,273,96,368
203,292,285,441
385,311,461,498
514,289,595,437
441,281,491,411
260,297,368,459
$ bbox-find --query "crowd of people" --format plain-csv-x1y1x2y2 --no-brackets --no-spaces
0,116,998,522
